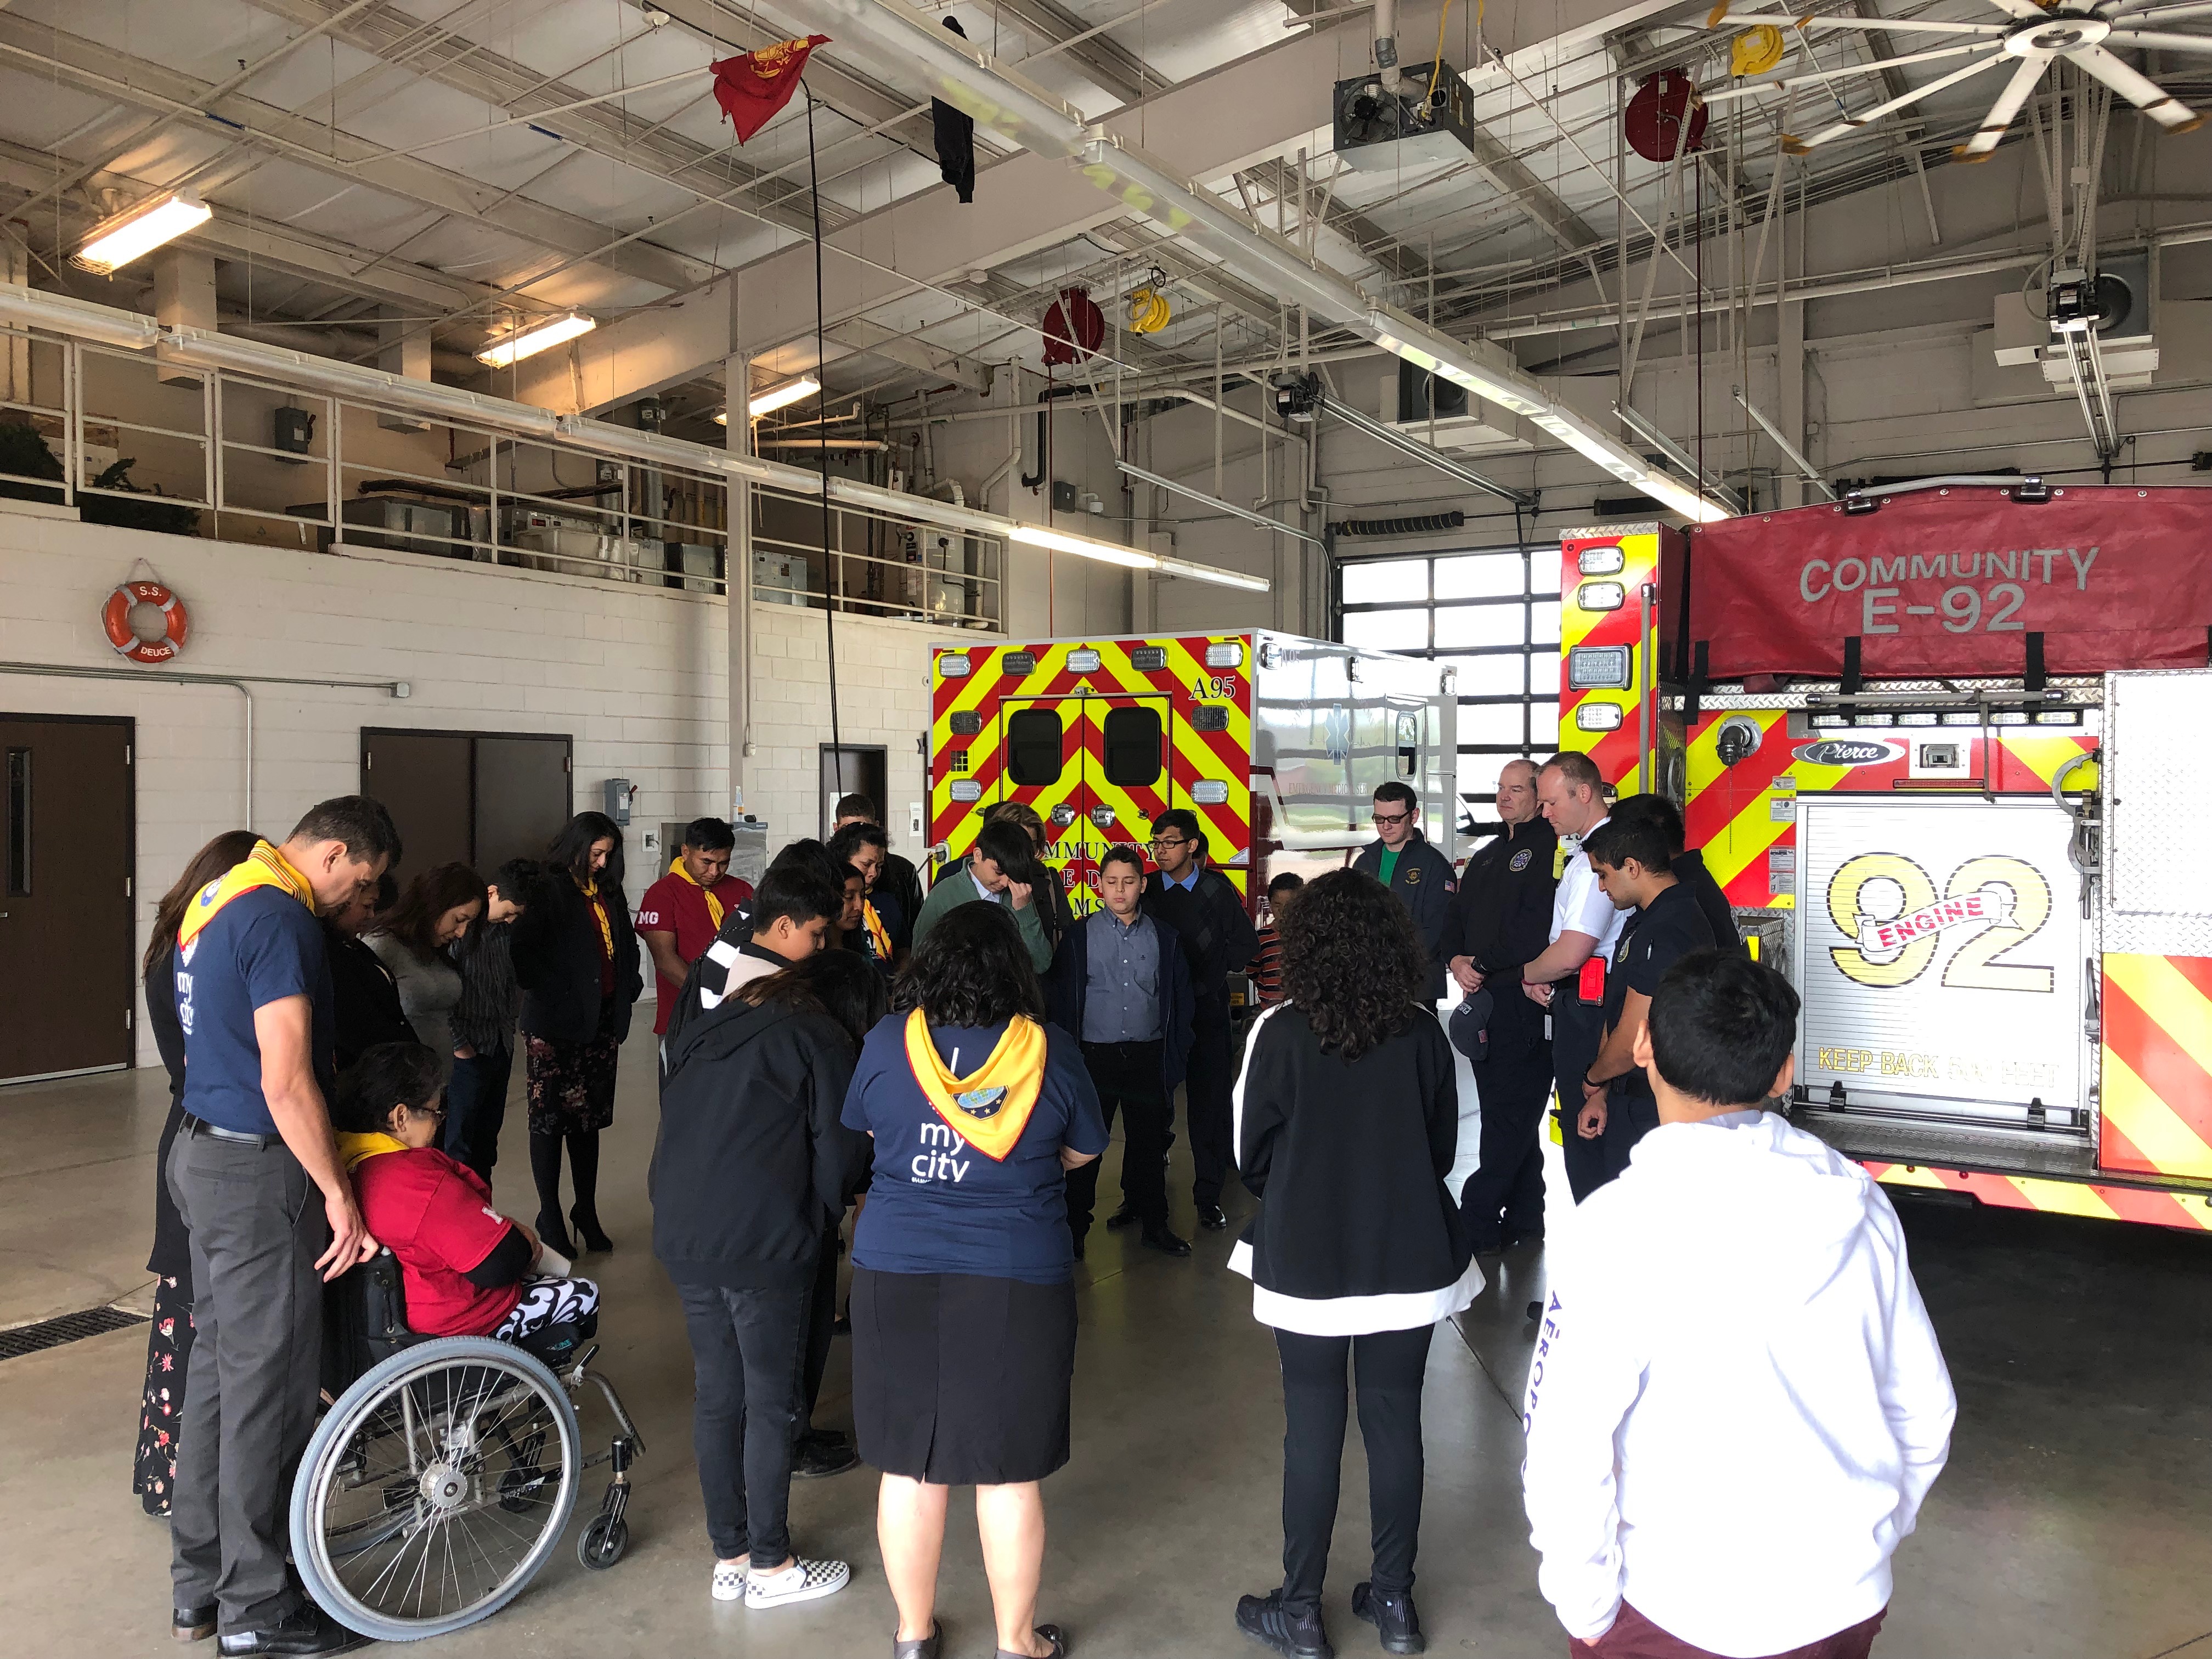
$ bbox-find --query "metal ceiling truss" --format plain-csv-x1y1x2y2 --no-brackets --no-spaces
232,0,865,246
0,14,710,298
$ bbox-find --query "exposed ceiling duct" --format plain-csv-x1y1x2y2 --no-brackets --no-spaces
792,0,1734,523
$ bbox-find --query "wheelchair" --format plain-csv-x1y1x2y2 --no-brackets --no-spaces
286,1251,645,1643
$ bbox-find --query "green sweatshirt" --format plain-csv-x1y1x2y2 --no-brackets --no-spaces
911,861,1056,973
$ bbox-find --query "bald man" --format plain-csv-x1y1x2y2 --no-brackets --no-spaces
1439,759,1561,1251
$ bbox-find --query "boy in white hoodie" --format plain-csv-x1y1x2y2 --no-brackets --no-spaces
1521,950,1955,1659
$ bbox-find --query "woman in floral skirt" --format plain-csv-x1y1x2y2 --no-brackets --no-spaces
134,830,257,1516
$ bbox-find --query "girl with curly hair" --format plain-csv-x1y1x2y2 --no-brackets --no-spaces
1228,867,1482,1659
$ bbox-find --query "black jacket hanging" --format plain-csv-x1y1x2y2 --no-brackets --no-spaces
933,15,975,203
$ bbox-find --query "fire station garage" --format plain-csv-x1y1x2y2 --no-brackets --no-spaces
2,0,2210,1653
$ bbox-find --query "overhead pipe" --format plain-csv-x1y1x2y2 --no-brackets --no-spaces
1372,0,1403,94
794,0,1732,523
0,284,1269,594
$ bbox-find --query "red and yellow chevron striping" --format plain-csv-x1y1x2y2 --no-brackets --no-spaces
929,635,1254,907
1558,528,1665,789
2098,952,2212,1181
1866,1161,2212,1232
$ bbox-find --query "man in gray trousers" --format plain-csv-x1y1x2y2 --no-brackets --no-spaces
167,797,398,1656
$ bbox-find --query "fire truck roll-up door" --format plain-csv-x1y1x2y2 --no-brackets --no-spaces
994,692,1172,911
1792,798,2088,1141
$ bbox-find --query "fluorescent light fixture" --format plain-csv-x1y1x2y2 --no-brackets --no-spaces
748,375,821,419
1161,556,1270,592
476,312,596,367
1637,469,1734,524
712,409,729,426
1008,523,1159,569
71,190,213,276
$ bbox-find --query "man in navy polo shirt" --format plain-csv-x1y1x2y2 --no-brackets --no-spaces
167,796,399,1657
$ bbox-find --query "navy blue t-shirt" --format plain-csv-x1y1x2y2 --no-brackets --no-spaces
176,888,336,1134
842,1015,1108,1285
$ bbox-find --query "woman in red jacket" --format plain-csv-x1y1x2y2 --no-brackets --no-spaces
335,1042,598,1340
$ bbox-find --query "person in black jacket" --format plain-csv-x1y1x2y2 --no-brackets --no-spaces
326,872,417,1073
1609,792,1741,952
1230,869,1480,1659
512,812,642,1261
1352,781,1458,1003
654,950,883,1610
1142,808,1257,1232
1047,844,1198,1257
1441,759,1560,1251
134,830,258,1518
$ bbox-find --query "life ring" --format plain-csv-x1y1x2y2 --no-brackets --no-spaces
101,580,190,665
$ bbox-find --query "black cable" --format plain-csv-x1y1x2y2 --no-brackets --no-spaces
805,92,843,769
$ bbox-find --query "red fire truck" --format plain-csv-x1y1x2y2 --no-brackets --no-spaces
1559,482,2212,1232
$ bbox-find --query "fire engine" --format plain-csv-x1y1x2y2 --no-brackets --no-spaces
927,631,1458,909
1559,482,2212,1233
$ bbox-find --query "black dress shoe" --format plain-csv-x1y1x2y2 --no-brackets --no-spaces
216,1607,369,1656
1237,1590,1331,1659
1103,1205,1141,1232
996,1624,1066,1659
1352,1582,1426,1655
535,1212,578,1259
1198,1204,1230,1232
1140,1222,1192,1257
1505,1230,1545,1250
570,1205,614,1254
173,1604,216,1643
792,1437,862,1479
893,1623,943,1659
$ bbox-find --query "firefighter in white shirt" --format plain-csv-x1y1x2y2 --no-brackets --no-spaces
1522,950,1955,1659
1516,751,1629,1201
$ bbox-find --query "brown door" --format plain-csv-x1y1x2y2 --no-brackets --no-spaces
360,730,471,881
362,727,572,882
0,714,134,1081
474,735,571,872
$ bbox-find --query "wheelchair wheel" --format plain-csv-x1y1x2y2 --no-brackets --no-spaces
578,1513,628,1570
290,1336,582,1642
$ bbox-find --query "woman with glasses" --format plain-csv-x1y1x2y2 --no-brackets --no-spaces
332,1040,598,1341
1229,868,1480,1659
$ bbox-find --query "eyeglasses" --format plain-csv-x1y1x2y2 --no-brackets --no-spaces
1371,810,1413,827
406,1102,448,1122
1147,836,1188,850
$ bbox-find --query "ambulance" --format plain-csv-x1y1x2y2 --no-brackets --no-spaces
1559,482,2212,1232
926,631,1458,911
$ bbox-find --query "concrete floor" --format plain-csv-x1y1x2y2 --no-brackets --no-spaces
4,1032,2212,1659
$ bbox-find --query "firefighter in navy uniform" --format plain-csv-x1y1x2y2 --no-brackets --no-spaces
1441,759,1560,1250
1351,780,1459,1001
1141,809,1257,1232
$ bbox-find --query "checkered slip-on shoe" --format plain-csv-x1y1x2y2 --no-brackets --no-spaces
744,1556,851,1609
710,1561,748,1602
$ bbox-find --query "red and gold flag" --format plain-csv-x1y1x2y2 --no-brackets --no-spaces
711,34,830,143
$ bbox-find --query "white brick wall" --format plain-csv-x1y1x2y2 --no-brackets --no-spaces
0,508,969,1064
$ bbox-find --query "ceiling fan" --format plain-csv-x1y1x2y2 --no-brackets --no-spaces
1703,0,2211,158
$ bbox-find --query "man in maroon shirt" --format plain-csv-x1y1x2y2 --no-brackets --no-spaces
635,818,753,1036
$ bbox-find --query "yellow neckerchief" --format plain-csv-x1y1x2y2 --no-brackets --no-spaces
576,874,614,958
862,899,893,962
335,1131,411,1172
901,1008,1047,1163
668,856,728,931
177,840,315,951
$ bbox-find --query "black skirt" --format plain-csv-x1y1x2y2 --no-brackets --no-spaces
851,1267,1077,1486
